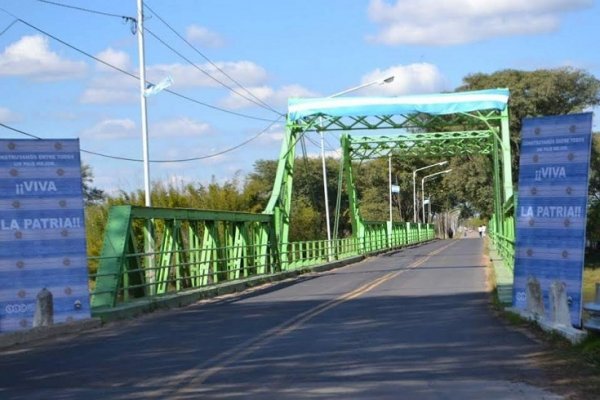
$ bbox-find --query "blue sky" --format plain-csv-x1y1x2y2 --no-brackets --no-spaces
0,0,598,194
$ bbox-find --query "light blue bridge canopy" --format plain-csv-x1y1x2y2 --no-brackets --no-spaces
287,88,509,121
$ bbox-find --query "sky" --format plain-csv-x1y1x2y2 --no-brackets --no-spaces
0,0,598,195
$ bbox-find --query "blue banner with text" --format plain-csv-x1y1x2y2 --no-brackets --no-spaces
0,139,90,332
512,113,593,327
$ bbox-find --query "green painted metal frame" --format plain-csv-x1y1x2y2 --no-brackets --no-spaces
89,207,430,308
275,104,514,259
91,96,514,309
91,206,279,308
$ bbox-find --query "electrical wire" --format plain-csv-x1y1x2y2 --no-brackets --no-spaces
30,1,282,115
0,9,279,123
0,19,17,36
143,3,280,115
145,27,283,116
0,122,41,139
0,116,284,163
34,0,135,21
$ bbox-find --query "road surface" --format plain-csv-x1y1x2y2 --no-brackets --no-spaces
0,239,561,399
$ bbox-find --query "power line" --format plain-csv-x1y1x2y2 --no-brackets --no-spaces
143,3,280,115
0,10,279,123
31,2,282,116
34,0,135,21
0,19,18,36
144,27,283,116
0,117,284,163
0,122,41,139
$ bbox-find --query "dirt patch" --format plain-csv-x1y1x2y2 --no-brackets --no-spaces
491,307,600,399
485,256,600,399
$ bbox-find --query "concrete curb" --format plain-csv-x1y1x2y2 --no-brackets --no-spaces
488,248,513,305
505,307,587,344
92,254,366,322
0,318,102,350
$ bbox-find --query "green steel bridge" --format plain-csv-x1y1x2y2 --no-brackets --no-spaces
90,89,515,313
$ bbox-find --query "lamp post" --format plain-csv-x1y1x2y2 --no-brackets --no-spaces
320,75,395,258
137,0,151,207
421,169,452,223
412,161,448,222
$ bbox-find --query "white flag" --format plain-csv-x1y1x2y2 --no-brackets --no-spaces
144,75,173,97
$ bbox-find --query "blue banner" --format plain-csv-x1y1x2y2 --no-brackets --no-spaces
0,139,91,332
512,113,593,327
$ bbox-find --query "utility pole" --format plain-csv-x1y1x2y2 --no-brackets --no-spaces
137,0,155,293
137,0,151,207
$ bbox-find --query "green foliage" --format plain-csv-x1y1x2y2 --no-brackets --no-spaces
288,195,322,241
81,164,105,205
457,67,600,182
588,134,600,243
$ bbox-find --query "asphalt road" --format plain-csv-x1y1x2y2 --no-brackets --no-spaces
0,239,562,399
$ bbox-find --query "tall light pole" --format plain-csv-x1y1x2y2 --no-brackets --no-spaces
320,75,395,258
412,161,448,222
421,169,452,223
388,154,393,223
137,0,151,207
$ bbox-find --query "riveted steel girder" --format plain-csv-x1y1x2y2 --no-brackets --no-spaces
347,130,493,160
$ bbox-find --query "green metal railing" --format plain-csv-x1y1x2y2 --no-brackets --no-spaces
489,195,516,270
89,205,434,309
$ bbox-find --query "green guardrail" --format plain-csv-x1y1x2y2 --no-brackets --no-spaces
89,205,435,310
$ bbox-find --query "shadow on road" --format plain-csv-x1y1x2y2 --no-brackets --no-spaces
0,290,553,399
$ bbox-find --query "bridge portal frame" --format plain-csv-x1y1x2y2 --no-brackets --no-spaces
266,89,513,254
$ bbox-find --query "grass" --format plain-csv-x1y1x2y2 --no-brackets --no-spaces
583,268,600,303
584,250,600,302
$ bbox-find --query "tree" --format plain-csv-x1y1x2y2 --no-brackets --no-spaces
445,68,600,219
587,133,600,246
457,67,600,181
81,164,105,205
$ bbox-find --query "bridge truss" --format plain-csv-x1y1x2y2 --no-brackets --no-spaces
91,89,514,310
266,89,514,256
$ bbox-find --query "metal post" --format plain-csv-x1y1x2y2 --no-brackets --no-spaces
388,154,393,223
320,127,332,261
421,169,452,227
137,0,155,293
421,178,426,224
412,170,417,223
137,0,151,207
412,161,448,223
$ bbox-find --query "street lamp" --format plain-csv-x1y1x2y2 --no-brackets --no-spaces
412,161,448,222
320,75,395,257
421,169,452,223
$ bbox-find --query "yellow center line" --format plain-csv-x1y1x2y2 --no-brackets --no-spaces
171,240,457,390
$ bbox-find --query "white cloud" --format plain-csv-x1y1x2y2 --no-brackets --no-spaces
0,107,20,123
81,118,136,140
367,0,592,46
0,35,86,80
147,60,268,89
151,117,211,138
186,25,225,48
256,123,285,144
221,84,318,110
80,48,137,104
80,86,137,104
95,48,131,72
361,63,447,95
